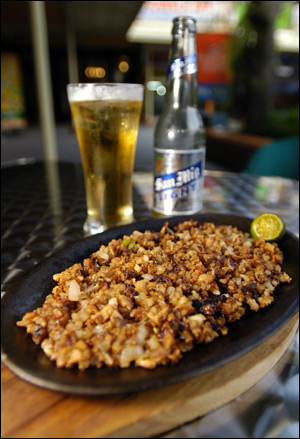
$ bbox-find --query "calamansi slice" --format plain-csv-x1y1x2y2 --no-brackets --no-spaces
250,213,285,242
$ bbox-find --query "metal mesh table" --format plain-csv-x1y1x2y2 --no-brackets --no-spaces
1,161,152,294
1,160,299,294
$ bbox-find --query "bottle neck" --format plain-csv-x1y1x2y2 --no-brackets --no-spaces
165,28,198,108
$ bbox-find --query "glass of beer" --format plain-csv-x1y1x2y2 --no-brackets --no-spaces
67,83,144,235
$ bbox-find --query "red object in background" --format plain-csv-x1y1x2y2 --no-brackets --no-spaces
196,33,232,84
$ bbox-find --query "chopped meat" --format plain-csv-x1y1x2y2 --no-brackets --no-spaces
17,221,292,370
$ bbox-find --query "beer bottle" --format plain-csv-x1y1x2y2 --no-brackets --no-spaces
153,16,206,216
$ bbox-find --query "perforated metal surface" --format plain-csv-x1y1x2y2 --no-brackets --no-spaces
2,161,299,294
1,161,151,294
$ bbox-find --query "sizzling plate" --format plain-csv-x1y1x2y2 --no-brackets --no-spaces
1,213,299,395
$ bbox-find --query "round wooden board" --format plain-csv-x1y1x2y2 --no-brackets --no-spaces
107,312,299,439
2,313,298,438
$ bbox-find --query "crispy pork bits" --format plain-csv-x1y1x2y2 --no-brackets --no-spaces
17,221,291,370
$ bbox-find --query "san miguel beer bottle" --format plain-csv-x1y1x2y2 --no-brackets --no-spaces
153,16,206,216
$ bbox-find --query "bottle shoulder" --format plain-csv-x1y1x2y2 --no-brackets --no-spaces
155,106,205,146
156,105,204,126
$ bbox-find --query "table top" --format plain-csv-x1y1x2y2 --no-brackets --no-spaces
1,159,299,438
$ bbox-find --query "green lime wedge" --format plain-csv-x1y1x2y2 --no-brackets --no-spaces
250,213,285,242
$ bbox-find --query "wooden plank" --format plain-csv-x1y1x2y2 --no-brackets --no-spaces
1,364,15,384
1,374,65,437
205,128,273,172
2,314,298,439
206,128,273,151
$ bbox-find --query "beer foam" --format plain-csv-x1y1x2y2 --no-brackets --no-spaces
67,83,144,102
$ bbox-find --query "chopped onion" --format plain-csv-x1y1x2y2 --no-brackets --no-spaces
188,314,206,324
156,265,165,274
142,274,153,280
85,282,99,293
134,264,141,273
265,281,275,291
97,250,109,261
108,297,118,306
68,280,80,301
166,286,175,296
120,345,143,367
137,324,149,344
211,287,220,295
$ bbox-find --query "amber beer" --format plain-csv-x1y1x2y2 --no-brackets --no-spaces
67,83,144,235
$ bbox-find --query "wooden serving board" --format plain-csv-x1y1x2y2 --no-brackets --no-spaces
1,313,298,439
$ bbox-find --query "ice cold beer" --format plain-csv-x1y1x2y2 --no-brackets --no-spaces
67,84,143,235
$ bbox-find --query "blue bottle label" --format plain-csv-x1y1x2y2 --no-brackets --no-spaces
167,54,197,79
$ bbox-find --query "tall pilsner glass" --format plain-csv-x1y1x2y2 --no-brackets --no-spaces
67,83,144,235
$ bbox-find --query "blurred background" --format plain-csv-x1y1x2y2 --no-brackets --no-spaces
1,1,299,177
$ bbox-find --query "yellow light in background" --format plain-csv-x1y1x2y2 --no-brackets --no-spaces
118,61,129,73
85,66,106,79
